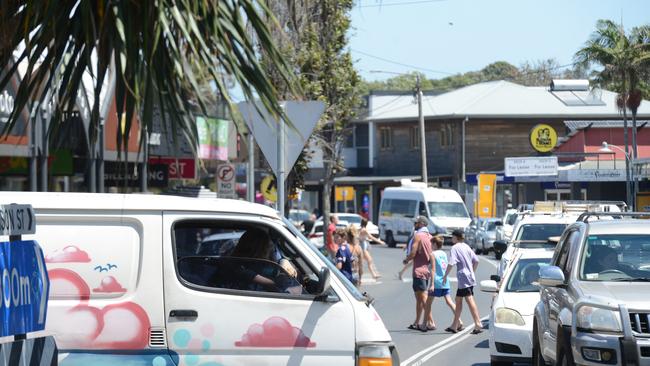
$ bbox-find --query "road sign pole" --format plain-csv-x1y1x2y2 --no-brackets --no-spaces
247,131,255,202
277,115,286,217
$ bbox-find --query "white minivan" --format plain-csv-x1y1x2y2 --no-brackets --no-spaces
3,192,397,366
378,180,471,247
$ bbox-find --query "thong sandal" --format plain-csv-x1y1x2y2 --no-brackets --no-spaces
444,327,458,333
407,323,419,330
471,328,483,334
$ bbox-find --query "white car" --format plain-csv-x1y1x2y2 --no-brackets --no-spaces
495,209,518,242
481,250,554,365
308,219,349,248
333,213,380,238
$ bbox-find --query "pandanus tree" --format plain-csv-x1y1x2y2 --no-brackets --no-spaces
0,0,297,156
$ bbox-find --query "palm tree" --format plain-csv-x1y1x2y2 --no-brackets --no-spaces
575,19,650,208
0,0,297,153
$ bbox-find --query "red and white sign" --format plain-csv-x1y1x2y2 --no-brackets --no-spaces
217,163,236,199
148,157,196,179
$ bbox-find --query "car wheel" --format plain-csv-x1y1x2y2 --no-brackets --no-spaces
386,231,397,248
474,247,482,255
532,322,546,366
482,240,486,253
557,327,574,366
489,358,512,366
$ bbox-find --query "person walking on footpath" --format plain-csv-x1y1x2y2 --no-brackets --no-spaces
359,218,383,279
423,235,461,331
325,214,339,261
403,216,433,332
442,229,483,334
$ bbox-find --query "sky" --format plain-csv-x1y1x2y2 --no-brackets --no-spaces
350,0,650,82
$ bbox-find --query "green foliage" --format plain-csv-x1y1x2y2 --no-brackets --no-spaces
0,0,297,155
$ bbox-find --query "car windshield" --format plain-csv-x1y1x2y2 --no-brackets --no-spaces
505,258,551,292
506,213,518,225
514,223,567,247
580,234,650,282
282,217,366,301
338,215,361,224
428,202,469,218
486,222,498,231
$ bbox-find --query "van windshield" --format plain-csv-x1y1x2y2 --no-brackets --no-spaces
428,202,469,218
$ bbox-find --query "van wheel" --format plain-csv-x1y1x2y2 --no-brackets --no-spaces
386,232,397,248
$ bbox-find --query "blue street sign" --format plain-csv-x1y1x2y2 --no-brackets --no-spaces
0,240,49,337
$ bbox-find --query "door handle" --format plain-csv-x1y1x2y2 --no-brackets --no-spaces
170,309,198,318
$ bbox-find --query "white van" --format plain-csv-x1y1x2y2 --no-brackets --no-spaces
378,180,471,247
2,192,397,366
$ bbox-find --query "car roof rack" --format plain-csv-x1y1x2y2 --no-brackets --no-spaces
533,200,628,215
576,211,650,223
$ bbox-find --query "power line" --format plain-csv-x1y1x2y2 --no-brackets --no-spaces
357,0,449,8
352,48,455,76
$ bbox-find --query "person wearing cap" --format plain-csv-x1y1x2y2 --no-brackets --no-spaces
442,229,483,334
402,215,433,332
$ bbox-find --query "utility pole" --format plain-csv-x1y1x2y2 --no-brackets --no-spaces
416,74,428,185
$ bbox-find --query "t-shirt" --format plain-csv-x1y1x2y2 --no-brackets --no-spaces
326,223,337,254
448,242,479,289
335,243,354,282
433,250,450,289
412,231,433,279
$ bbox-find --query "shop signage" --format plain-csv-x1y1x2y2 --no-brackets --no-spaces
104,162,168,188
529,124,558,153
197,117,229,160
148,157,196,179
565,169,625,182
216,163,236,199
505,156,558,177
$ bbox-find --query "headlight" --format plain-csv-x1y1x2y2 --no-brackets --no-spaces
357,344,393,366
576,306,622,333
495,308,525,326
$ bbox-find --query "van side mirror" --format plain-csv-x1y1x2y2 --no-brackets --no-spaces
538,266,566,287
493,240,508,254
315,267,331,298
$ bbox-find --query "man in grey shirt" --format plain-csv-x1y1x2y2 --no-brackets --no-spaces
442,229,483,334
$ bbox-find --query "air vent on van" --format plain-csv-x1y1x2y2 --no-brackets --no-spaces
149,328,167,348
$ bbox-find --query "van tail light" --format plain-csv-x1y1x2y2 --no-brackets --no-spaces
357,344,394,366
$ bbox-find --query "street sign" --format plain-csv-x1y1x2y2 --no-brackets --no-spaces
237,101,325,181
260,175,277,202
0,240,49,337
505,156,558,177
217,163,236,199
0,204,35,236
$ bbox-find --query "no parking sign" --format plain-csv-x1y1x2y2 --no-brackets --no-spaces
217,163,236,199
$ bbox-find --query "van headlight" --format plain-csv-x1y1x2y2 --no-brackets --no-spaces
495,308,525,326
357,343,394,366
576,306,622,333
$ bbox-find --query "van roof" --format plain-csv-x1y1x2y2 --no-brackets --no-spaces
382,186,463,202
0,191,280,219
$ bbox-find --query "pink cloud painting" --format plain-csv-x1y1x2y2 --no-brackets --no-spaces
235,317,316,348
93,276,127,293
46,245,91,263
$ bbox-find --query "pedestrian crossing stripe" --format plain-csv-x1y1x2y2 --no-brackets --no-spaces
0,336,57,366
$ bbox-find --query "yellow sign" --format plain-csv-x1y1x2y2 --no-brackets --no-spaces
335,186,355,201
530,124,558,153
477,174,497,218
260,175,277,202
637,193,650,214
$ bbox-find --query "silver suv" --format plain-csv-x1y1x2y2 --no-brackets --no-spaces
533,212,650,366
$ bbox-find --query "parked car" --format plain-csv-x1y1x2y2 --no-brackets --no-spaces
495,209,518,242
533,212,650,366
480,250,554,366
289,209,311,229
475,218,502,254
465,218,481,250
330,213,380,240
308,219,349,248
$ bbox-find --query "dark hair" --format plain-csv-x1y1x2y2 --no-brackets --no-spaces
231,228,272,259
431,235,444,249
361,218,368,228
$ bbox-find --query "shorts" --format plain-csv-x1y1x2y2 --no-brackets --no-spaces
456,286,474,297
412,278,429,292
428,288,450,297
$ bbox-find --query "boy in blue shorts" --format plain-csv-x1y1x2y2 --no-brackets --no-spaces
424,235,461,331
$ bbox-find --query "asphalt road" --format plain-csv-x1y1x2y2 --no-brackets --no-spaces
359,243,531,366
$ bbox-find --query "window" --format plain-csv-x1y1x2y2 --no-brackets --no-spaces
173,221,322,297
580,234,650,281
427,202,469,218
505,258,551,293
440,123,454,146
544,189,587,201
514,224,567,243
410,126,420,149
380,127,392,149
381,199,416,217
418,201,428,216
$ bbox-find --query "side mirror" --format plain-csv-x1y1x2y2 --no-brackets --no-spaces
480,280,498,293
538,266,566,287
490,274,501,282
493,240,508,254
315,267,331,297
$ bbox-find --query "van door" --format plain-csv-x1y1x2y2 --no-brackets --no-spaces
162,212,356,366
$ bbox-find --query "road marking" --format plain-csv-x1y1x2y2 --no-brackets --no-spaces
400,255,498,366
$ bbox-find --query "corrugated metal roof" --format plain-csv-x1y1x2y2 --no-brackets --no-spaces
564,120,650,131
365,80,650,122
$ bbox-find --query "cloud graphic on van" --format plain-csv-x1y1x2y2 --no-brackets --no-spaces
235,317,315,348
93,276,127,293
46,245,91,263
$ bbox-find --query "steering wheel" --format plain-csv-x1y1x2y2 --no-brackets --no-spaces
598,269,627,276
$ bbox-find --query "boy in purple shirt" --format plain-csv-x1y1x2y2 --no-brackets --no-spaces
442,229,483,334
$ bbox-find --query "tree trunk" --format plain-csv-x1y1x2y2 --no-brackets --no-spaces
322,160,332,253
623,107,631,209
